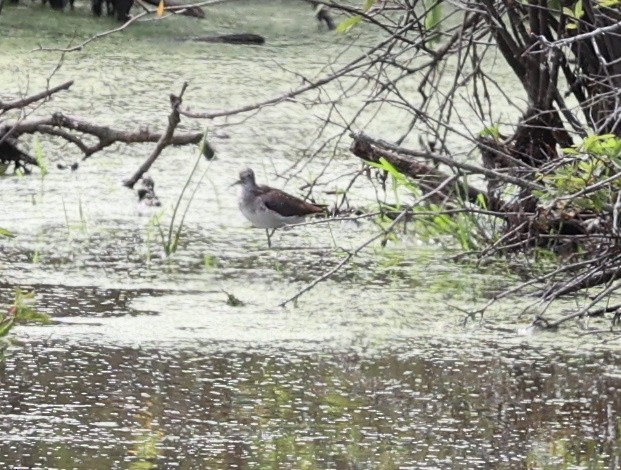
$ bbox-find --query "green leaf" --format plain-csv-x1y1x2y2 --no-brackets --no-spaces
0,318,15,338
204,254,220,269
33,137,48,179
433,214,454,232
597,0,621,6
562,6,575,18
377,157,402,179
0,227,15,238
575,0,584,18
425,2,443,31
480,124,501,140
16,308,50,324
363,0,376,11
336,15,362,34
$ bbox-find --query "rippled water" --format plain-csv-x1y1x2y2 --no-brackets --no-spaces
1,1,621,468
3,341,621,468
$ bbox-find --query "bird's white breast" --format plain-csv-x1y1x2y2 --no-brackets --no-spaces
238,187,304,229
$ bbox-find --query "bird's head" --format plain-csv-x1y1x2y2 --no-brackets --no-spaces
232,168,256,187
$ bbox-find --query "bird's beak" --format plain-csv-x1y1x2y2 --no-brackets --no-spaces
230,179,241,187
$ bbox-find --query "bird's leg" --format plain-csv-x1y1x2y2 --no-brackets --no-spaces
265,228,275,248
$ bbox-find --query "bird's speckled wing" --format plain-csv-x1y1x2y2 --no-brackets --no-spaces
260,186,324,217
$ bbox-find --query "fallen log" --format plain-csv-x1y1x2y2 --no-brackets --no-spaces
350,133,488,206
191,33,265,45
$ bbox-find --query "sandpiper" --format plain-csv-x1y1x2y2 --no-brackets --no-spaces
233,168,325,247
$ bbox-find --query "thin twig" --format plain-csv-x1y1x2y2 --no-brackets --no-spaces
279,175,460,307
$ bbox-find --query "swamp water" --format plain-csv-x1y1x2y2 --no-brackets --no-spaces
1,1,621,468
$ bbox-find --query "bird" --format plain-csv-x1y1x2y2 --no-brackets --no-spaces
233,168,325,247
136,175,161,215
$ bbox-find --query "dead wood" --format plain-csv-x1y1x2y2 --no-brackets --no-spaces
350,133,489,207
0,112,202,160
191,33,265,45
0,80,73,113
0,78,202,177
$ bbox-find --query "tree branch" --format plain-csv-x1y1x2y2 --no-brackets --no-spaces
0,80,73,111
124,82,191,188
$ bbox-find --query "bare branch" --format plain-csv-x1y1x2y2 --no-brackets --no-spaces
124,82,191,188
0,80,73,111
1,111,202,158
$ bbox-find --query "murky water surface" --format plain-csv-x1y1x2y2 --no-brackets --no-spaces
1,2,621,468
